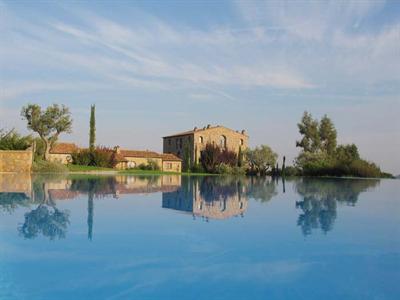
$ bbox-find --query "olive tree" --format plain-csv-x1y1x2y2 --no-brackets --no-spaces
245,145,278,175
21,104,72,161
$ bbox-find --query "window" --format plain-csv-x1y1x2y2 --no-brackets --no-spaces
219,135,227,149
167,163,172,169
240,139,244,146
179,138,183,149
168,139,171,146
199,136,203,144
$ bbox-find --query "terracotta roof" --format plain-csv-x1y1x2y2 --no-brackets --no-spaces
162,125,248,138
161,153,182,161
120,150,162,158
119,149,181,161
50,143,79,154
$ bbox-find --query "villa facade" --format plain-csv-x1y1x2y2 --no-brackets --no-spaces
163,125,249,168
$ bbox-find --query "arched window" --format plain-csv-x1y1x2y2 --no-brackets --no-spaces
219,135,227,149
199,136,203,144
240,138,244,146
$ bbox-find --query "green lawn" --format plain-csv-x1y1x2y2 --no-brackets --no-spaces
67,164,213,176
67,165,115,172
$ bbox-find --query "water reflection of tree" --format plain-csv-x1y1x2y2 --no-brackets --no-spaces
295,178,379,236
18,177,70,240
245,177,278,203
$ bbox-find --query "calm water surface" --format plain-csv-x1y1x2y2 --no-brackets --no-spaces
0,174,399,300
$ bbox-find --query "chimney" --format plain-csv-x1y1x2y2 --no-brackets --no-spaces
241,130,246,135
193,126,198,131
114,145,121,154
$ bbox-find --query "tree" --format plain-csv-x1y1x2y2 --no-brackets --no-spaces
319,115,337,155
89,104,96,152
183,141,191,172
335,144,360,163
238,146,243,167
245,145,278,175
21,104,72,161
296,112,320,153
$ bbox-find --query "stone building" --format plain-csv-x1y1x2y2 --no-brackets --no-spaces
114,147,182,172
49,143,79,164
163,125,249,167
48,143,182,172
162,177,248,220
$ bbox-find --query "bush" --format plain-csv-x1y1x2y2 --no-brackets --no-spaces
32,159,68,173
137,159,160,171
71,147,118,168
349,159,381,178
0,129,31,150
199,143,238,173
283,166,300,176
216,163,246,175
191,163,205,173
71,149,92,166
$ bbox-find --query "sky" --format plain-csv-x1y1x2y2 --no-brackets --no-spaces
0,0,399,173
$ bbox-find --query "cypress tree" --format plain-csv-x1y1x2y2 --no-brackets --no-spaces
89,105,96,152
238,146,243,167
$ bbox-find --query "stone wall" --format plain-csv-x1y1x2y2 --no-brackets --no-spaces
0,148,33,173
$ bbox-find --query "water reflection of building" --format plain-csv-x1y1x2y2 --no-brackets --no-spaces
162,177,248,221
0,174,182,240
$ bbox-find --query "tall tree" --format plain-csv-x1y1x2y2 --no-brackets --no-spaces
237,146,243,167
319,114,337,155
21,104,72,161
89,104,96,152
296,111,320,153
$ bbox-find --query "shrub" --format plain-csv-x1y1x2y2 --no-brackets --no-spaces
218,148,238,166
283,166,300,176
191,163,205,173
32,159,68,173
71,147,118,168
71,149,92,166
199,143,238,173
349,159,381,178
216,163,246,175
200,143,220,173
147,159,160,171
137,159,160,171
0,129,31,150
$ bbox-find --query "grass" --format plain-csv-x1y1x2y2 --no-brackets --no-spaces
66,164,214,176
67,164,115,172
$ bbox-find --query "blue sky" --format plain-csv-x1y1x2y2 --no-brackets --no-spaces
0,0,399,173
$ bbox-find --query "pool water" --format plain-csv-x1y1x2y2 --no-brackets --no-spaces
0,174,399,300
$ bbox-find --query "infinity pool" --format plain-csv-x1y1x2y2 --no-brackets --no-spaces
0,174,399,299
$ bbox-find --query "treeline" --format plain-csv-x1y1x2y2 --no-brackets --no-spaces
0,103,394,178
293,112,391,178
